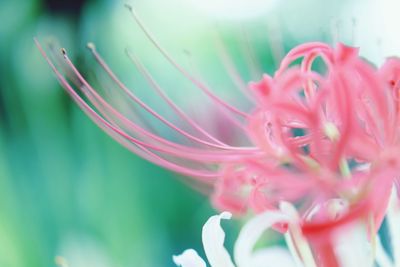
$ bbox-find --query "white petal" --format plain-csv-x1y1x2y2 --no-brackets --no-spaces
279,202,300,222
376,236,395,267
280,202,317,267
173,249,207,267
249,246,297,267
284,231,309,267
202,212,235,267
333,223,374,267
234,211,290,267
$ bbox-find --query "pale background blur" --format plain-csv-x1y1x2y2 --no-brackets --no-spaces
0,0,398,266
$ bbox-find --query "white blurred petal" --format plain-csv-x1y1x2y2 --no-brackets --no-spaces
234,211,290,267
173,249,207,267
249,246,297,267
202,212,235,267
376,236,394,267
280,202,313,267
334,223,373,267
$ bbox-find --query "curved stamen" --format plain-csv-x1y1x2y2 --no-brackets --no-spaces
124,49,235,147
36,41,224,178
85,44,238,150
213,31,257,102
35,39,261,163
124,4,249,119
64,54,257,157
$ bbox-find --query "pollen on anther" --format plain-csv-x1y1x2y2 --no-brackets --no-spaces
87,42,96,51
55,256,68,267
124,3,133,11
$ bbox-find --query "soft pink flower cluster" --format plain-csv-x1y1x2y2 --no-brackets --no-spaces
214,43,400,235
36,11,400,266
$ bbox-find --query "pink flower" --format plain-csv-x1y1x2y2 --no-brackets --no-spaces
36,6,400,263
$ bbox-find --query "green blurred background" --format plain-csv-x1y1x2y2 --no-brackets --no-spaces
0,0,397,266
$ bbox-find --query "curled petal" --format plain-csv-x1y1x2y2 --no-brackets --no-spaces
248,74,274,102
202,212,235,267
173,249,207,267
333,43,359,64
234,211,290,267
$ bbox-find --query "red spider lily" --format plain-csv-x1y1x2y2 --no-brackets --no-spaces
36,6,400,266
